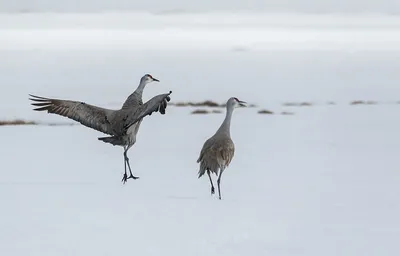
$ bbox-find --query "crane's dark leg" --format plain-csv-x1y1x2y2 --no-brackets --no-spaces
207,170,215,195
124,149,139,180
122,146,129,184
217,167,225,200
121,147,139,184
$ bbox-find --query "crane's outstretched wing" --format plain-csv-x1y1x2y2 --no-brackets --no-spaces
29,94,117,135
123,91,172,130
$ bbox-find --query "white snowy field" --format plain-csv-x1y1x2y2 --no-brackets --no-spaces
1,105,400,256
1,11,400,256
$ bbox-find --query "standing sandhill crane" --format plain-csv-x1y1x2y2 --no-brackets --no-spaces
197,97,246,199
29,74,172,184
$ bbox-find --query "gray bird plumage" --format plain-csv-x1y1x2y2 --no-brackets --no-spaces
197,97,246,199
29,74,172,183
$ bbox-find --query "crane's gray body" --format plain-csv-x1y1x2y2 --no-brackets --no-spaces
29,74,172,183
197,97,244,199
97,80,147,148
197,130,235,178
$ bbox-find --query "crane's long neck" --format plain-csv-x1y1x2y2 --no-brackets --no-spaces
121,79,146,109
134,80,146,99
216,105,234,136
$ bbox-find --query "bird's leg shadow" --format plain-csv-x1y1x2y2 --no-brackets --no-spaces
207,170,215,195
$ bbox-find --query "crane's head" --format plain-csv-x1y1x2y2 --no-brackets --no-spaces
228,97,247,108
141,74,160,84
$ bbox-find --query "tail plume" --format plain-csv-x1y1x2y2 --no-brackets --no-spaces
198,161,207,178
98,136,124,146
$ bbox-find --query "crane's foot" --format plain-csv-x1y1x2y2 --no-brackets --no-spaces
122,174,128,184
211,187,215,195
121,174,140,184
128,174,140,180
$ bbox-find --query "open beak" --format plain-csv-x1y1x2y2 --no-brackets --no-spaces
238,100,247,107
152,77,160,82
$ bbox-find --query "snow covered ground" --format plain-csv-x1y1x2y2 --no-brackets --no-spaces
1,105,400,256
1,11,400,256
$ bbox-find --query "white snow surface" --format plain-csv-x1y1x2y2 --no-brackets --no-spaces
1,11,400,256
1,106,400,255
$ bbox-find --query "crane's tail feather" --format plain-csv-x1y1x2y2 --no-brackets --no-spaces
198,161,219,178
98,136,124,146
198,168,206,178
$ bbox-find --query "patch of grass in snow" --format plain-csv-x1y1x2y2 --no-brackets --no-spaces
350,100,378,105
172,100,221,107
258,109,274,114
0,119,76,127
191,109,210,114
191,109,225,114
0,119,37,126
282,102,313,107
171,100,257,108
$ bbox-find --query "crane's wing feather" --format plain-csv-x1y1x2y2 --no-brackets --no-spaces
29,94,116,135
219,140,235,167
123,91,172,130
197,137,214,163
197,137,235,167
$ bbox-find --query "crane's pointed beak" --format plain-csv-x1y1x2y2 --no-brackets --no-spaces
152,77,160,82
238,100,247,107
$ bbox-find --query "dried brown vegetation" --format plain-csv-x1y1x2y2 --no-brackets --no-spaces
350,100,377,105
258,109,274,114
191,109,210,114
172,100,220,107
0,119,36,126
191,109,225,114
283,102,313,107
281,111,294,115
172,100,257,108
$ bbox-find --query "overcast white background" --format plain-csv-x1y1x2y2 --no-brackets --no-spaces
1,0,400,14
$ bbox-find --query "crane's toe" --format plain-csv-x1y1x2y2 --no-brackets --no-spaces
121,174,139,184
128,174,140,180
122,173,128,184
211,186,215,195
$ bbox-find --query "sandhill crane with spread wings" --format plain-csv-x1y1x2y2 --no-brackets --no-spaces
29,74,172,184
